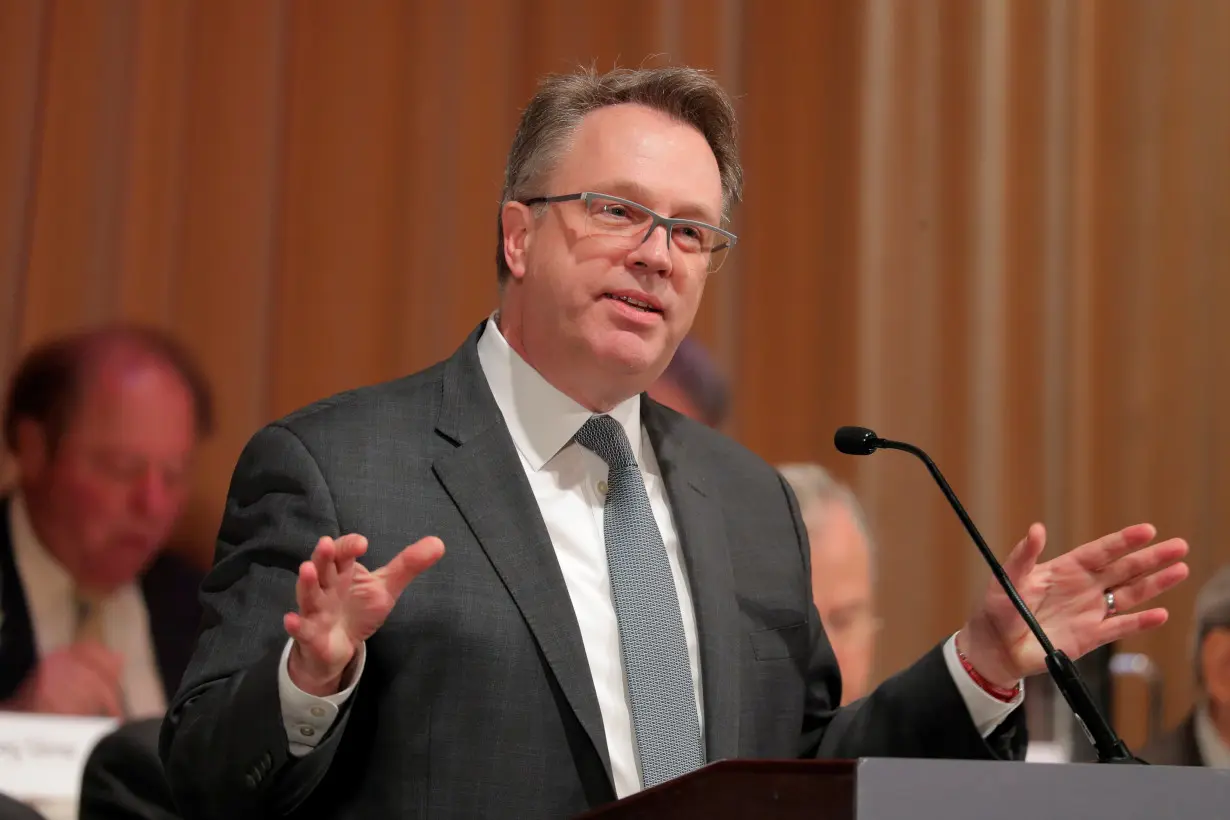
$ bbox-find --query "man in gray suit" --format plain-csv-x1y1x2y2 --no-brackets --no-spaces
159,66,1190,819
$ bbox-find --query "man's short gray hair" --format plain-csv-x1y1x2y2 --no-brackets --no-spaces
776,462,876,567
1192,564,1230,689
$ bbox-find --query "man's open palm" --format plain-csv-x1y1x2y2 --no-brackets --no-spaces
284,533,445,694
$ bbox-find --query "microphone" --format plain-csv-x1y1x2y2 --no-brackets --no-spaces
834,425,1141,764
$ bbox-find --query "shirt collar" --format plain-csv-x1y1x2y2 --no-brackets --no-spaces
476,313,644,471
1195,703,1230,769
8,490,75,601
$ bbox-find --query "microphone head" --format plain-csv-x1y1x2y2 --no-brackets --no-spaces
834,426,881,456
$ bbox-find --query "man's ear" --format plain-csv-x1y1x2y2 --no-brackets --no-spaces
12,418,51,480
501,201,535,281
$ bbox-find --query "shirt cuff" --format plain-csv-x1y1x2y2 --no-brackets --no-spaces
277,638,366,757
942,632,1024,737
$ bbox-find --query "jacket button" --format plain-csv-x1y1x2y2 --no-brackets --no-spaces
244,773,256,789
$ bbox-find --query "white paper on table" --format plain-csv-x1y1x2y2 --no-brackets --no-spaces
0,712,118,816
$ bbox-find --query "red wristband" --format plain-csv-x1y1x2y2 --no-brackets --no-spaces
956,644,1020,703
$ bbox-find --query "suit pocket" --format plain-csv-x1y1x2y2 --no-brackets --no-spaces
749,622,809,661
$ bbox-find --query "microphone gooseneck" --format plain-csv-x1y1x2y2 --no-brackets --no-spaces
833,425,1141,764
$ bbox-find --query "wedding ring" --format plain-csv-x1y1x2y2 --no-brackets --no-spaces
1104,589,1117,619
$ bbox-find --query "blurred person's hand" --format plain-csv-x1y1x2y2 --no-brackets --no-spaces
7,643,124,717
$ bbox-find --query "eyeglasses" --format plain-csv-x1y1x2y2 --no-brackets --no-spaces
519,192,738,273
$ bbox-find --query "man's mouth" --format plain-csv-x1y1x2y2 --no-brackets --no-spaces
604,293,662,314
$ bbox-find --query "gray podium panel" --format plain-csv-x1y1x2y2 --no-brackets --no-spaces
855,757,1230,820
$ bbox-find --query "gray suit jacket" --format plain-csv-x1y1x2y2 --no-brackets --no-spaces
160,322,1023,819
1140,712,1204,767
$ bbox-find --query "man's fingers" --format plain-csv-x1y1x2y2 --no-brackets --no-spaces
1097,607,1170,646
95,676,124,718
373,536,446,599
1002,523,1046,584
1073,523,1159,573
1108,560,1190,611
64,658,124,717
312,537,338,591
333,534,369,577
297,559,325,614
1097,538,1189,590
69,642,124,684
284,611,304,640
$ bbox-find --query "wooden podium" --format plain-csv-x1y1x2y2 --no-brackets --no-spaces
576,757,1230,819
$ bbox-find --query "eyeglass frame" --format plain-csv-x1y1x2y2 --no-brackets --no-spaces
517,191,739,264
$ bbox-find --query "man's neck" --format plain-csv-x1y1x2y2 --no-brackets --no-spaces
494,312,642,414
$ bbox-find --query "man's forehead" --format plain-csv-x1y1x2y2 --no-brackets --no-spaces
552,104,723,220
67,358,192,431
808,503,870,552
81,356,170,400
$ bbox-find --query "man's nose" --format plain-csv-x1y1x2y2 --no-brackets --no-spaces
131,469,175,518
627,225,673,274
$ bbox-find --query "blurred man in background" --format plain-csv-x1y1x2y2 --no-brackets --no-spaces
778,463,880,705
646,335,729,428
1142,565,1230,767
0,325,210,718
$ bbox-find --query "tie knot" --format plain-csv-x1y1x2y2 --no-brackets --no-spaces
574,415,637,470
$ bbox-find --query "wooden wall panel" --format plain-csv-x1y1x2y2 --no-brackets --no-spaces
1,0,1227,744
113,0,190,324
269,2,413,416
397,1,458,372
446,2,516,343
20,0,138,341
0,1,49,381
166,0,289,553
737,0,864,462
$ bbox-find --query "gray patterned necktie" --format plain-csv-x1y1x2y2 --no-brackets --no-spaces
574,414,705,788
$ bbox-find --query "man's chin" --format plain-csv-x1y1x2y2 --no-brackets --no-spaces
90,545,159,587
591,332,668,378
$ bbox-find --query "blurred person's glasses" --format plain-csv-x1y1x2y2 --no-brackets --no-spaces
520,192,738,273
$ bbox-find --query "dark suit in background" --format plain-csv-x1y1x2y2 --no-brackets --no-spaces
161,325,1022,820
0,498,203,705
80,719,181,820
1141,713,1205,767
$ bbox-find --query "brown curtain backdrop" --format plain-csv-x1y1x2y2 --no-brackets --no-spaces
2,0,1228,743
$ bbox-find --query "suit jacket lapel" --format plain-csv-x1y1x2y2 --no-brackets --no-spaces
432,325,612,782
643,401,742,762
0,499,38,699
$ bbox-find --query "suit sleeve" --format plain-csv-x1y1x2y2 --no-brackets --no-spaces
159,424,355,819
776,474,1027,761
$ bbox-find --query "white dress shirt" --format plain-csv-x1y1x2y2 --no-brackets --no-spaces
277,318,1021,794
1194,703,1230,769
7,493,166,718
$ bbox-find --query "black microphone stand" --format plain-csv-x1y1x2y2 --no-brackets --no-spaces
834,426,1142,764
